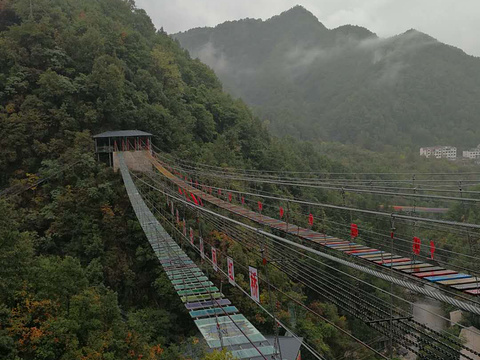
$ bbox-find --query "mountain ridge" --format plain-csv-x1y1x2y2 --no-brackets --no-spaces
174,7,480,150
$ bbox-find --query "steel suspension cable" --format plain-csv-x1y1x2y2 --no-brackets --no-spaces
142,187,468,358
138,179,480,352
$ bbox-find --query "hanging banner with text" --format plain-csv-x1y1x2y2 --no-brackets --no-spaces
227,257,235,285
249,266,260,303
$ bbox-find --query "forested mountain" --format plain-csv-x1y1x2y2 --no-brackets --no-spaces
174,6,480,150
0,0,373,358
1,1,479,359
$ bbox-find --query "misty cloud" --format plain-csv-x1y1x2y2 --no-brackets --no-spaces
195,42,230,73
285,46,332,68
356,30,438,85
284,30,435,85
189,42,258,82
376,61,408,86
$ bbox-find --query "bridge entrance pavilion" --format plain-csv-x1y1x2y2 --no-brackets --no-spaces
93,130,153,172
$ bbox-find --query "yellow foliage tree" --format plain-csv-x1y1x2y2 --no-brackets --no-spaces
202,349,235,360
151,46,183,95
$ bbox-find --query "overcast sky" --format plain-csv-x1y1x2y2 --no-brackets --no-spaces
135,0,480,57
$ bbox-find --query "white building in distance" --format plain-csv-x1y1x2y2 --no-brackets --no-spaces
420,146,457,160
463,145,480,160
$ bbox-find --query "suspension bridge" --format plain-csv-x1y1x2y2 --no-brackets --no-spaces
128,146,480,359
5,130,480,359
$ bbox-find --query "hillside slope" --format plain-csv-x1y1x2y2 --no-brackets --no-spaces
0,1,357,358
174,6,480,150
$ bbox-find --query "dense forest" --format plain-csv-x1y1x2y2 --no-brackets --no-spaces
175,6,480,150
1,0,479,359
0,0,366,358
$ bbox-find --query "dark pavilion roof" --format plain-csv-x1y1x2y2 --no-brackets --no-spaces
92,130,152,138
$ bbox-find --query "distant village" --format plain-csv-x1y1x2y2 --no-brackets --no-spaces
420,145,480,163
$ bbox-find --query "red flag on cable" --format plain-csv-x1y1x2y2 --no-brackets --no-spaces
178,187,183,195
228,193,232,202
279,207,284,218
350,223,359,238
430,240,435,259
308,213,314,226
412,237,421,255
258,201,263,212
190,192,199,205
241,196,245,205
198,197,204,207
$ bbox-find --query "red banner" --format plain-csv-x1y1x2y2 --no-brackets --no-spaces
279,207,284,218
308,213,314,226
258,201,263,212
